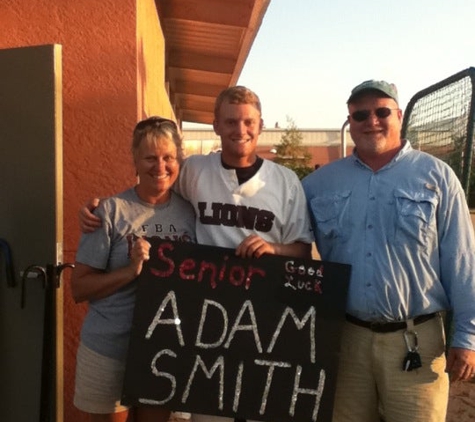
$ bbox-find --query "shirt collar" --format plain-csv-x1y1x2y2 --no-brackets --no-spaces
351,140,412,171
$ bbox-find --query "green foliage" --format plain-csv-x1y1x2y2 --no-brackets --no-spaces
273,117,313,179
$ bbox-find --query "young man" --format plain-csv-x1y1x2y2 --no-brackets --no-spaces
302,80,475,422
175,85,312,260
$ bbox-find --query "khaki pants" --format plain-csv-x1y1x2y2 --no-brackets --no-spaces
332,314,449,422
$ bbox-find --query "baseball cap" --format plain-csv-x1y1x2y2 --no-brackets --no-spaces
347,80,399,104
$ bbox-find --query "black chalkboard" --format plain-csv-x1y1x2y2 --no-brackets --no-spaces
122,239,351,422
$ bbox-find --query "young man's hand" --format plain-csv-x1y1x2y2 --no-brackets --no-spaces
79,197,102,233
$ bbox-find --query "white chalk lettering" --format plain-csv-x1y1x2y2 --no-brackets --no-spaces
195,299,229,349
146,291,185,346
232,361,244,412
141,348,326,420
290,366,326,422
182,355,225,410
255,359,292,415
267,306,316,363
224,300,263,353
139,349,178,405
285,261,324,278
138,294,328,420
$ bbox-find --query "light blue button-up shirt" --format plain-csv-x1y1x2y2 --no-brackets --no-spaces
302,141,475,350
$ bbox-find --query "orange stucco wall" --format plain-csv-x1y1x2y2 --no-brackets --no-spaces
1,1,173,420
137,0,175,119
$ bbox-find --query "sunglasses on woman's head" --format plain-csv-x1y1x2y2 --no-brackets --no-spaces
134,116,178,131
350,107,399,122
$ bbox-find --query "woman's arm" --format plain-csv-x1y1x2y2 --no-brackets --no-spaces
71,238,150,303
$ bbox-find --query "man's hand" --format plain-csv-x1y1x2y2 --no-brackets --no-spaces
235,235,311,259
79,198,102,233
235,234,275,259
446,347,475,382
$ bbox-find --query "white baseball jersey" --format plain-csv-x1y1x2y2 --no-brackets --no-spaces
176,152,313,248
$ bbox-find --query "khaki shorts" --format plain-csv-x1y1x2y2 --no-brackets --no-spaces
74,342,129,414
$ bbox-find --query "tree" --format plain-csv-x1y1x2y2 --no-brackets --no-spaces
273,117,313,179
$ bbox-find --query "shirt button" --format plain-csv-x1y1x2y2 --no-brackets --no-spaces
368,224,373,229
366,252,372,257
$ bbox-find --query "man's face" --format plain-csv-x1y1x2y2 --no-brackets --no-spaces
348,93,403,162
213,101,263,168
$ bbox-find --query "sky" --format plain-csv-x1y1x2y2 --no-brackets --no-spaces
184,0,475,130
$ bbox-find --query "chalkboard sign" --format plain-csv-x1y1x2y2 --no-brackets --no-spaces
122,239,351,422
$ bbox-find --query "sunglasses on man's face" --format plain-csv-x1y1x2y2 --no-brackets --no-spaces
350,107,399,122
134,116,178,131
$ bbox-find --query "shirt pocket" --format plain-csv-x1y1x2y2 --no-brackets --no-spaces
309,191,351,241
394,188,438,247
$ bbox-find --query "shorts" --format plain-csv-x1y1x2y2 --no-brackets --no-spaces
74,341,130,414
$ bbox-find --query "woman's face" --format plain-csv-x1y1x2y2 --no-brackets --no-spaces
134,136,180,204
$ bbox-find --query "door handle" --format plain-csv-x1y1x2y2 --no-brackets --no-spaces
51,262,75,288
20,262,75,308
0,238,16,287
21,265,47,309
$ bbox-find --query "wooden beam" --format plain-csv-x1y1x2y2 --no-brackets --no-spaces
168,49,236,73
173,79,226,98
160,0,255,28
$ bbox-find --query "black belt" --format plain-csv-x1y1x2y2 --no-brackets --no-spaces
345,313,437,333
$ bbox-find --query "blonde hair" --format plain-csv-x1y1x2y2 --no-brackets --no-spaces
214,86,262,119
131,116,184,163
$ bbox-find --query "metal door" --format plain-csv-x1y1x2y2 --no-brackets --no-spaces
0,44,67,422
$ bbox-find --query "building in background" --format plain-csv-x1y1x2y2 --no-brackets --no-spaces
183,127,355,168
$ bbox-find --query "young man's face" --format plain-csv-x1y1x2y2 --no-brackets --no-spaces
213,101,263,168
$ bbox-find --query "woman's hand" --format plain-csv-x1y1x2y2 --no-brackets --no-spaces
129,237,151,276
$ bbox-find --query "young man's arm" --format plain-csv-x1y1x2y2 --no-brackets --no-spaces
235,234,311,259
79,198,102,232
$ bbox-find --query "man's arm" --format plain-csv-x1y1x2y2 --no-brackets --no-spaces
235,234,312,259
437,174,475,381
79,197,102,233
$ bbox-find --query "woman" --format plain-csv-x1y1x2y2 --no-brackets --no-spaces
71,116,196,422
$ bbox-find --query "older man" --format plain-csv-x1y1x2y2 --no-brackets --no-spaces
302,80,475,422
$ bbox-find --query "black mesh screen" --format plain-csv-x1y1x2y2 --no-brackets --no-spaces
402,68,475,206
